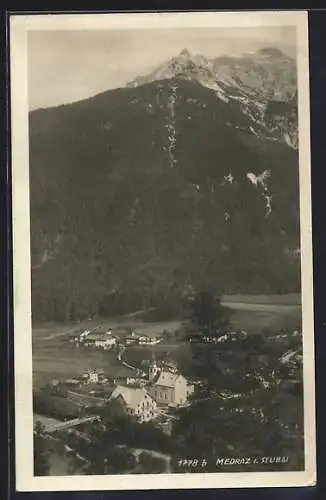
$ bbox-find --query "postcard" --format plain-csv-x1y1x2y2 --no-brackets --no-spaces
10,10,315,491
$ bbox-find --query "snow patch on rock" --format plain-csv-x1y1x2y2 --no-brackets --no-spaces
249,126,259,137
202,80,229,103
223,173,234,184
247,170,272,217
165,84,178,168
246,170,270,188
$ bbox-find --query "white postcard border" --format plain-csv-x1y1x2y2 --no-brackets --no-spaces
10,10,316,491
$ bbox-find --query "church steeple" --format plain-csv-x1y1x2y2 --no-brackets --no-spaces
148,353,159,381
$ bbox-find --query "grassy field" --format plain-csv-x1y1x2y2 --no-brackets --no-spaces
32,295,302,390
222,293,301,306
32,317,184,390
32,341,120,390
229,307,301,333
125,343,193,375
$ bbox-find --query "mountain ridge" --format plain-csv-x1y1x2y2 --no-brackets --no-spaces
29,53,301,322
127,47,298,149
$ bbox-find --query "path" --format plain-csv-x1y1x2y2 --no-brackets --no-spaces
38,325,81,341
39,415,100,433
117,444,171,472
222,301,301,312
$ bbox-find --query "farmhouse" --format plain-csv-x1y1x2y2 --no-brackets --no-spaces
122,336,138,346
140,356,177,375
110,385,158,423
82,368,106,384
280,347,303,366
138,335,161,345
82,332,116,349
106,365,145,386
161,359,178,373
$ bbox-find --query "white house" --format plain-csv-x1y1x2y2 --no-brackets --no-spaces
110,385,158,423
83,332,116,349
138,335,161,345
85,369,100,384
107,365,145,386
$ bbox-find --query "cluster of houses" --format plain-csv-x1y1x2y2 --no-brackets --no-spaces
71,328,162,350
108,356,194,423
61,324,196,425
189,330,248,343
279,345,303,381
269,329,302,341
50,354,194,425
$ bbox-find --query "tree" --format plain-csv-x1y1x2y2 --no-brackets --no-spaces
188,291,232,338
66,421,136,474
162,329,174,343
171,388,301,473
186,290,232,387
67,407,173,475
138,452,167,473
33,422,50,476
172,291,305,471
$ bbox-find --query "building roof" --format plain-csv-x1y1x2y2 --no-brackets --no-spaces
162,359,178,369
84,332,114,341
105,365,140,379
86,368,104,375
115,366,140,378
280,347,302,365
110,385,152,410
154,371,186,388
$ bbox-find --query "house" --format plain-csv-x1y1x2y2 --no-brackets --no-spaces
106,365,145,386
140,356,177,377
83,368,105,384
72,329,89,345
110,385,158,423
138,335,161,345
123,336,138,346
80,329,91,338
280,348,303,367
161,359,178,373
82,332,116,349
149,370,194,407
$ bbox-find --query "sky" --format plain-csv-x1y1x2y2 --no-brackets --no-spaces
28,27,296,110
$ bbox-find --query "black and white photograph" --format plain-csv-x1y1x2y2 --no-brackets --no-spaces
10,11,315,491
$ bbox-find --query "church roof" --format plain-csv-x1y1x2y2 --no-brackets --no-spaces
154,371,185,388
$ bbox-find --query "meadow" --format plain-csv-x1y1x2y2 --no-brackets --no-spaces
222,293,301,306
32,295,302,389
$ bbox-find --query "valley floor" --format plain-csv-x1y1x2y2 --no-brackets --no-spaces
32,294,304,475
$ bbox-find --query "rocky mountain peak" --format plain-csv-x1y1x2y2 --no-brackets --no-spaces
29,72,301,322
126,46,297,149
179,48,192,58
257,47,287,58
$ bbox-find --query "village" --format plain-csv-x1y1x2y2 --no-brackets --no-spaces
34,325,198,436
34,324,303,425
33,316,304,476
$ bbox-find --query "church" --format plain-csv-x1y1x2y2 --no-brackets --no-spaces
147,355,194,407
